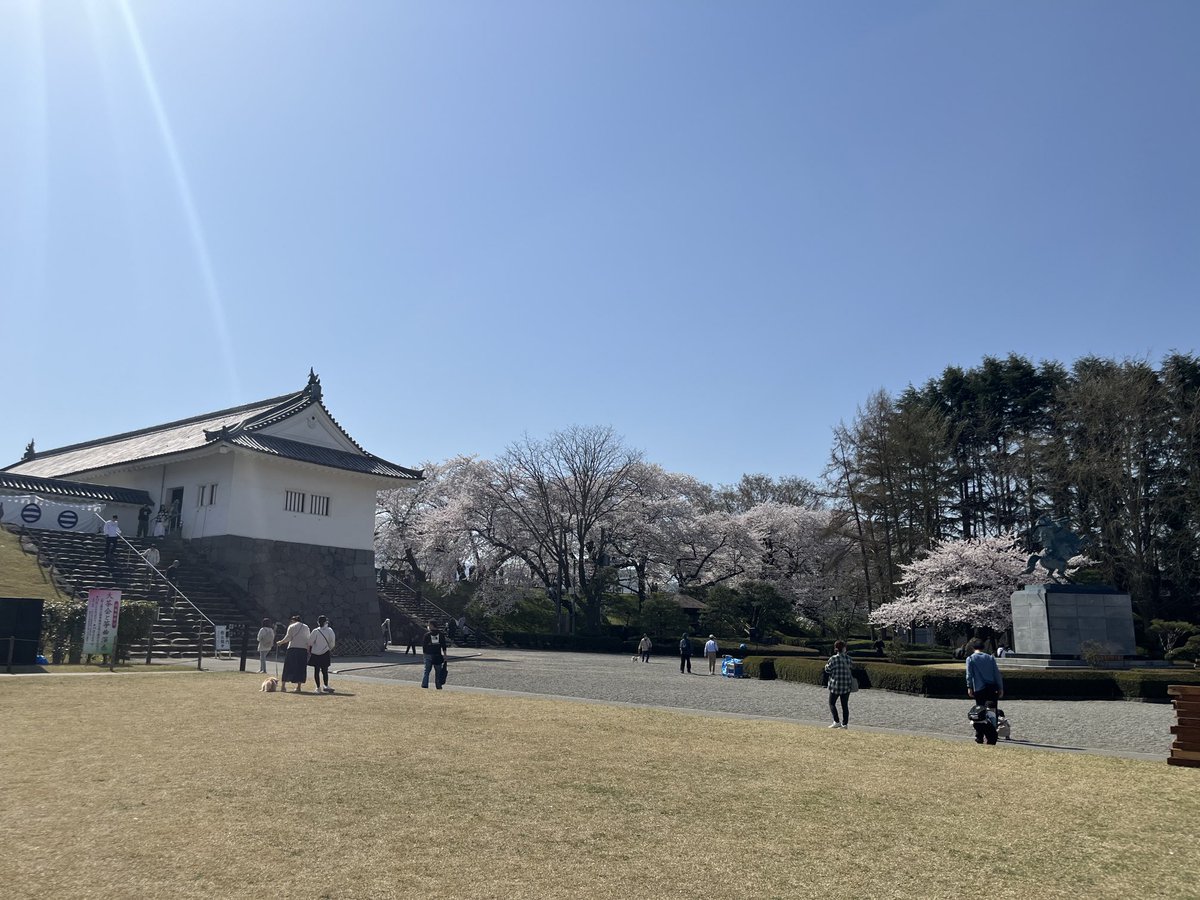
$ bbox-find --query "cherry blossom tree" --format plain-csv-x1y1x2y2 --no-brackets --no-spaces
868,534,1028,633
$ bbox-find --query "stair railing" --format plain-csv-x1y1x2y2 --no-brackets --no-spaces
93,512,215,667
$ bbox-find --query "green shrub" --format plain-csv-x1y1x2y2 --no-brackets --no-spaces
741,655,1200,701
500,632,626,653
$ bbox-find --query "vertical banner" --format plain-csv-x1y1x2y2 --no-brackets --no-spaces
83,589,122,656
214,625,229,653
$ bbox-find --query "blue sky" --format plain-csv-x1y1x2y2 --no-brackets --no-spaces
3,2,1198,487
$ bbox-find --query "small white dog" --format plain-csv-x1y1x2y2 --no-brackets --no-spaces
261,677,279,693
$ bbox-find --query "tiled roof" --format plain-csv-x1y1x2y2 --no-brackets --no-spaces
4,376,422,483
4,394,294,479
0,473,153,506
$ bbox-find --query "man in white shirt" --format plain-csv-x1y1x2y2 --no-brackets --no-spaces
308,615,336,693
102,515,121,559
704,635,720,674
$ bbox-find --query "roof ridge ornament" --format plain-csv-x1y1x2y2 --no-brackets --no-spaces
306,368,323,401
23,439,35,460
203,424,232,442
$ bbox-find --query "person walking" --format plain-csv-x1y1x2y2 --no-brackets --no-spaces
255,618,275,674
966,639,1005,745
824,640,855,728
102,515,121,559
405,622,419,655
275,614,311,693
704,635,720,674
309,615,336,693
422,621,448,689
637,634,653,663
678,633,692,674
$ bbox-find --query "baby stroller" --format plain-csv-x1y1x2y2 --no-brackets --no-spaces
968,704,1012,742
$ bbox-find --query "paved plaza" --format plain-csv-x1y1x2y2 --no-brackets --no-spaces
289,647,1174,760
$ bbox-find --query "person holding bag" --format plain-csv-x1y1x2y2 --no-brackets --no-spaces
421,621,449,690
309,615,336,693
824,640,855,729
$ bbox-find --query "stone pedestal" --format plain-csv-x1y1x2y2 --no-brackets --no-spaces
1011,584,1136,658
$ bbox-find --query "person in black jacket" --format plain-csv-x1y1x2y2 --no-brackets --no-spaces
421,621,448,690
678,633,692,674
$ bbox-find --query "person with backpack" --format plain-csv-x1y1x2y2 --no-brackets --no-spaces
678,633,693,674
966,639,1005,744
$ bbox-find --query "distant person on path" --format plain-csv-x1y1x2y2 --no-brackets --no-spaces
966,639,1005,745
141,545,160,568
422,621,448,689
824,640,855,728
152,506,167,540
276,614,311,693
704,635,720,674
638,634,653,663
136,503,152,538
309,615,336,693
679,633,692,674
168,498,182,533
381,618,391,652
405,623,419,655
102,515,121,559
256,618,275,674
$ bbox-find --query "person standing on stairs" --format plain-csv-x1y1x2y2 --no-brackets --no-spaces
102,515,121,560
136,503,152,539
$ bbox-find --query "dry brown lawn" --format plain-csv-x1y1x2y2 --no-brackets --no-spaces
2,671,1196,900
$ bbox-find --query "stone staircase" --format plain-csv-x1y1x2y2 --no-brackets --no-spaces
21,528,265,659
376,577,497,648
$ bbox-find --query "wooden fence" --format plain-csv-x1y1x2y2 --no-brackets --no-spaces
1168,684,1200,768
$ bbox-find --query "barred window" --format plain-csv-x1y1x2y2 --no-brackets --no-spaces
285,490,306,513
309,494,330,517
197,483,217,507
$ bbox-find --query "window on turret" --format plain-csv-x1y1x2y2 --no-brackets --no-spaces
197,483,217,507
285,490,306,513
310,494,330,517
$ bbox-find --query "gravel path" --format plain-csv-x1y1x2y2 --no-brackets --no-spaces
333,648,1173,759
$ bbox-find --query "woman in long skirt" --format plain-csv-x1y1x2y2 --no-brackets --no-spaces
276,614,311,693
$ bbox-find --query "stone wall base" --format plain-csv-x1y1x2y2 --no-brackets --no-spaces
191,535,379,643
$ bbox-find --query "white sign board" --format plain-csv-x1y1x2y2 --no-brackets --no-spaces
83,589,122,656
214,625,230,653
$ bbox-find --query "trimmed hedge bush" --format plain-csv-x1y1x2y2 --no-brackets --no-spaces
741,655,1200,701
501,632,626,653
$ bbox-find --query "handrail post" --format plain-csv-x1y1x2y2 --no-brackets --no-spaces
6,636,13,674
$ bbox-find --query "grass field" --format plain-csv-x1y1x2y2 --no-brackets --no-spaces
2,671,1197,900
0,527,60,603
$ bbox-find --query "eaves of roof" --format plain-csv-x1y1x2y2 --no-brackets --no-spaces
230,434,422,481
0,473,154,506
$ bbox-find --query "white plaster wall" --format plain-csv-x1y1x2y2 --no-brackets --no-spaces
260,407,358,452
226,450,377,550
